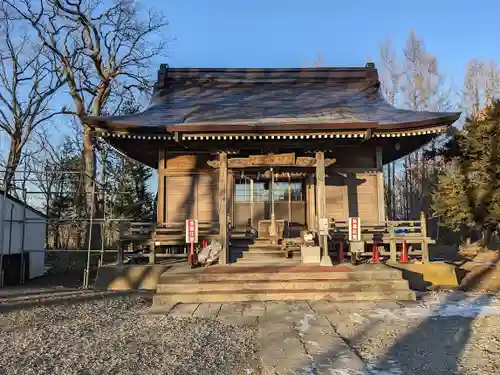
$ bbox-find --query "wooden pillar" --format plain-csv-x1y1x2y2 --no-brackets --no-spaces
316,151,331,265
307,174,316,231
228,170,235,228
376,146,385,224
218,152,228,265
149,242,156,264
157,148,166,225
250,178,254,228
288,178,292,237
420,211,430,262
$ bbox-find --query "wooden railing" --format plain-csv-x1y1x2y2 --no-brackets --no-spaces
328,211,431,262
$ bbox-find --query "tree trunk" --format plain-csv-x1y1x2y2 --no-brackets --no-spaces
82,124,101,250
3,135,22,193
481,226,492,249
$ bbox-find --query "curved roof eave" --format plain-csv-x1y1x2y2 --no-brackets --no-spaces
81,65,461,134
83,112,461,134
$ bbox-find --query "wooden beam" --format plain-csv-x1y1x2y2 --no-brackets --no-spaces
207,154,335,169
229,170,235,227
218,152,228,265
376,146,385,224
250,178,254,228
288,178,292,235
316,151,329,264
307,174,316,231
157,148,166,225
420,211,430,263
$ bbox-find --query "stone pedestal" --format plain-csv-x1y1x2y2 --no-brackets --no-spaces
301,245,321,264
320,254,334,266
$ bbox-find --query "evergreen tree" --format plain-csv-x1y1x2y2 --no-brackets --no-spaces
99,99,155,222
432,100,500,244
108,158,154,220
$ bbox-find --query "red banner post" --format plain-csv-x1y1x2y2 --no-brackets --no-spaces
371,242,380,263
338,241,344,263
189,242,196,265
399,240,409,263
186,219,199,266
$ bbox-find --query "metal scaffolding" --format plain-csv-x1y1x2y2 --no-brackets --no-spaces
0,168,152,289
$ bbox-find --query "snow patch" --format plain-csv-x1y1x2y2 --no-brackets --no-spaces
367,296,500,320
325,360,402,375
297,313,316,333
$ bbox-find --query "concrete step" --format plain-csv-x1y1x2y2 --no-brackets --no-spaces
241,251,287,259
157,278,410,294
248,244,282,251
230,245,252,250
153,289,416,305
246,247,285,253
235,258,291,265
253,238,280,244
160,268,403,284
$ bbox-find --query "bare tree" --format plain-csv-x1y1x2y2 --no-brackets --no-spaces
462,59,500,117
29,123,86,249
5,0,169,217
0,5,65,192
378,31,452,220
379,38,400,219
311,51,326,67
379,38,400,107
399,30,451,217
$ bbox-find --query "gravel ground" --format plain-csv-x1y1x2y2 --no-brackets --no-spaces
328,294,500,375
0,294,260,375
2,286,500,375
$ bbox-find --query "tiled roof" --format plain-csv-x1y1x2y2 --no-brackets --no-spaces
84,66,460,131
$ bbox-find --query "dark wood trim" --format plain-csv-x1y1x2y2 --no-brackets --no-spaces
168,122,379,133
218,152,228,265
377,113,460,130
91,114,459,136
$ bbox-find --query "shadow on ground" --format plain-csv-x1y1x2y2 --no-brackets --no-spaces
294,255,500,374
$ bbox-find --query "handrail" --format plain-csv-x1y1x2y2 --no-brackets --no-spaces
328,211,428,237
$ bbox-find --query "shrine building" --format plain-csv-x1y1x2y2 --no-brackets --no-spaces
84,63,460,266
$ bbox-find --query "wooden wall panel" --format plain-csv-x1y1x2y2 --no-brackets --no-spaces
326,173,348,222
325,172,382,224
166,155,199,170
197,172,218,222
166,176,197,223
163,153,219,224
354,173,379,224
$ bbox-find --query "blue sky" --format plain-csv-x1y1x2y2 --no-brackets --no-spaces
2,0,498,202
163,0,499,90
140,0,498,188
4,0,500,172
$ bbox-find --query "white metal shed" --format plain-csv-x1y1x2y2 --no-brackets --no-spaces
0,189,46,285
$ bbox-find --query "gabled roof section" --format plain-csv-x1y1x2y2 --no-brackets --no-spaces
0,188,48,218
84,64,460,133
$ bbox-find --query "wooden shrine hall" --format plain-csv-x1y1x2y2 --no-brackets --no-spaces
84,63,461,266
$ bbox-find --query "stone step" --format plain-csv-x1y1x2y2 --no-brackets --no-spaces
159,268,403,283
246,246,285,253
241,251,287,259
157,278,410,294
153,289,416,305
235,258,291,265
248,244,279,250
229,245,252,250
253,238,280,244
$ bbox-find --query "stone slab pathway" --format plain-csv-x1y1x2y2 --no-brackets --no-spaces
153,292,500,374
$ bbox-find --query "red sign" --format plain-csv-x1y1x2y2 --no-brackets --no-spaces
348,217,361,242
185,219,198,244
